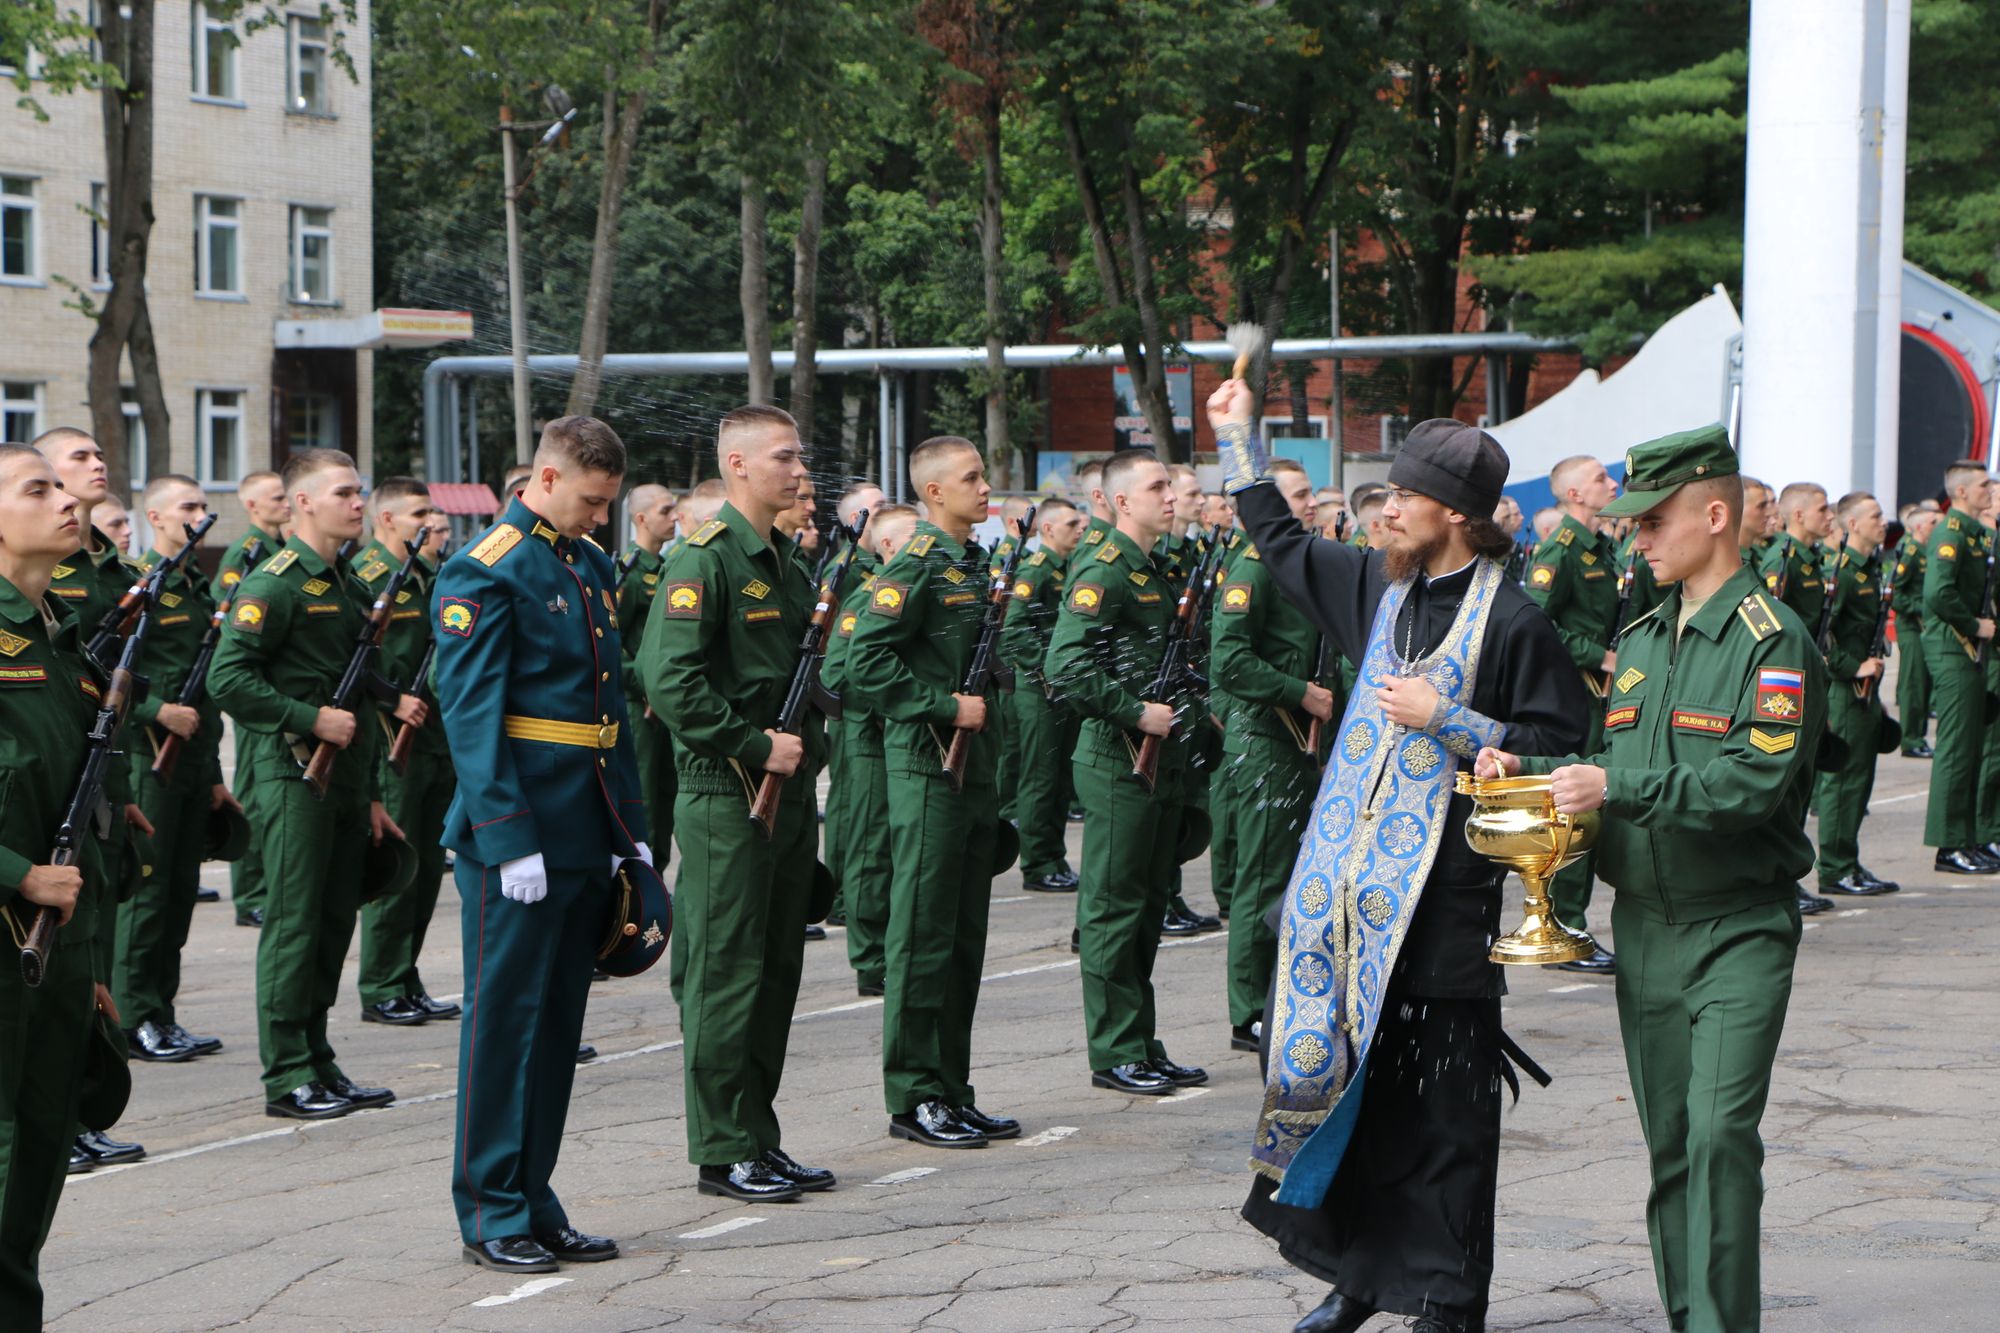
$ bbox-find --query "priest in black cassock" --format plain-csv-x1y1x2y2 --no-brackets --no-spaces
1210,377,1591,1333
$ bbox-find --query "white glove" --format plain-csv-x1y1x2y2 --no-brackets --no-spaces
634,841,654,869
499,852,548,904
612,842,654,877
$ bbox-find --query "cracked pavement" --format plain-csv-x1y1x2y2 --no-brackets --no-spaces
38,739,2000,1330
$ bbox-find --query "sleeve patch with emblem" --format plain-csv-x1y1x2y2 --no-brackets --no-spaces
1013,581,1034,599
1068,583,1104,616
836,612,859,637
1938,543,1956,560
1221,582,1252,612
221,569,242,588
232,597,269,633
869,581,908,618
1754,666,1805,722
663,582,703,618
439,597,479,637
1530,565,1555,587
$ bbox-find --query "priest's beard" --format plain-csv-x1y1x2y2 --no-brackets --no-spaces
1383,530,1446,582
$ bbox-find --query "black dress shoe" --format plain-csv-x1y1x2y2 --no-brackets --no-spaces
804,924,828,942
1856,867,1901,892
952,1105,1021,1140
1024,870,1079,892
1070,928,1080,954
1231,1022,1262,1053
1554,945,1616,974
1185,908,1223,933
576,1044,598,1063
1067,806,1085,823
1409,1315,1469,1333
127,1020,198,1062
235,909,263,928
68,1143,94,1175
266,1082,354,1120
1161,909,1205,937
857,980,884,998
196,886,220,903
697,1159,803,1202
1293,1287,1376,1333
1937,847,2000,875
890,1099,988,1148
592,969,610,982
1148,1055,1208,1087
1823,874,1896,896
326,1077,395,1109
762,1147,837,1191
824,911,848,926
534,1226,619,1262
1902,740,1934,758
1092,1062,1174,1095
1796,888,1832,914
75,1129,146,1164
463,1236,558,1273
165,1021,222,1055
415,993,462,1020
361,997,428,1026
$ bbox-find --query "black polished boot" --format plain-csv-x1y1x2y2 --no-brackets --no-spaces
463,1236,558,1273
415,993,462,1019
1230,1022,1262,1053
534,1226,619,1262
952,1105,1021,1140
1822,874,1895,896
361,996,428,1026
1091,1062,1173,1095
1937,847,2000,875
326,1077,395,1109
1147,1054,1208,1087
1293,1288,1376,1333
164,1021,222,1055
266,1082,354,1120
762,1147,837,1191
889,1100,988,1148
1856,866,1900,892
126,1020,197,1063
75,1129,146,1165
1554,945,1615,975
697,1159,803,1202
1024,869,1079,892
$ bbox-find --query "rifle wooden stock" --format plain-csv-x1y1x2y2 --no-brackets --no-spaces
938,509,1038,794
748,769,784,838
941,726,974,794
1132,732,1163,793
1126,524,1227,791
387,718,419,774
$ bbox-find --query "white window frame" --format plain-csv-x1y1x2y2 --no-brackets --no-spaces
288,204,334,304
195,387,247,488
0,175,41,285
287,15,332,116
288,391,340,453
191,2,241,104
1,381,44,444
195,193,243,298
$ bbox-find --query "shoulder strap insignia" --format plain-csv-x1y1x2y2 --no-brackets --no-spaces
356,558,390,583
906,533,936,557
1084,527,1105,545
687,520,727,547
1735,592,1780,642
1027,551,1046,567
582,534,605,551
1555,526,1575,547
1621,603,1667,638
1244,543,1260,561
264,548,299,575
1095,543,1122,565
466,525,523,568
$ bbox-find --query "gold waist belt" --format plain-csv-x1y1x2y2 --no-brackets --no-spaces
504,715,620,749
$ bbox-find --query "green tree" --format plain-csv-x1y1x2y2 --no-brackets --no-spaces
1904,0,2000,292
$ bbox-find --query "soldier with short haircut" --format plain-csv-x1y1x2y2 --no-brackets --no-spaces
213,468,292,928
617,482,681,861
1000,497,1086,893
1812,492,1898,897
1894,503,1939,757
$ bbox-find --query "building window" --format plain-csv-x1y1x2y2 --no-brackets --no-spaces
288,17,330,115
191,2,239,101
196,388,245,484
1,382,42,444
195,194,241,295
1,176,38,282
289,393,339,452
289,205,333,303
122,387,147,487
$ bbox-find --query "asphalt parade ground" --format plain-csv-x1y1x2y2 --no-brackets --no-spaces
39,743,2000,1331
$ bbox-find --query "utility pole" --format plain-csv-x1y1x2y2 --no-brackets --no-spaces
500,105,533,466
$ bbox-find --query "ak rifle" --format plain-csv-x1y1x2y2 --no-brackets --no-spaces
300,544,424,798
86,514,217,663
1978,536,1998,667
1857,558,1894,702
939,505,1036,792
387,533,451,775
1131,524,1228,793
152,536,265,779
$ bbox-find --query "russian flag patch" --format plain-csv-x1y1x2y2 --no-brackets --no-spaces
1755,667,1804,722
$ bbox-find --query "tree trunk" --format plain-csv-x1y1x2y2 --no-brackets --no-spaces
566,0,664,419
788,153,826,439
1114,121,1181,462
128,298,171,479
88,0,160,498
977,88,1010,483
739,172,773,404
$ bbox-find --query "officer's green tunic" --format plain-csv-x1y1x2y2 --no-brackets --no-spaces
209,537,384,1100
1892,533,1932,753
998,545,1077,882
431,499,647,1244
1523,568,1824,1333
1762,533,1831,633
988,534,1021,825
1921,508,1991,848
616,543,676,859
116,549,225,1032
845,521,1001,1114
1811,547,1887,885
823,552,890,987
212,528,282,921
643,502,822,1166
1525,513,1618,934
1044,525,1188,1069
0,577,106,1327
351,539,456,1008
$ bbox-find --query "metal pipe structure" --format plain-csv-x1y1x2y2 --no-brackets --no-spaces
498,107,533,467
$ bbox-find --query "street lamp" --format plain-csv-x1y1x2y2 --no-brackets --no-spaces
497,85,577,464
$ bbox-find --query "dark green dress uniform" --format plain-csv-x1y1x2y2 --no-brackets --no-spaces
1525,513,1619,934
0,578,107,1327
616,543,676,860
213,528,281,922
999,545,1079,884
431,498,647,1245
642,502,822,1167
1811,547,1888,886
1209,540,1322,1031
1763,534,1831,633
845,522,1002,1114
822,551,890,988
209,537,386,1102
988,535,1021,826
351,539,456,1010
1044,525,1187,1071
1893,533,1932,754
116,549,225,1036
1523,562,1825,1333
1921,508,1991,849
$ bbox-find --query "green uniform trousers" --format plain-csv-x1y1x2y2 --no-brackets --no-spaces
1074,755,1178,1069
881,763,997,1113
230,758,270,920
114,766,210,1028
1009,686,1075,881
1614,894,1799,1333
1922,637,1981,847
1222,742,1316,1028
1812,686,1882,885
1897,631,1931,752
358,757,455,1006
1550,704,1605,932
828,716,891,989
1979,659,2000,844
450,856,602,1244
671,788,813,1165
245,733,367,1101
1209,749,1242,919
0,931,92,1327
631,711,676,866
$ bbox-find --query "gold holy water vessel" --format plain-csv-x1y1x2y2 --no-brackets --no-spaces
1454,772,1602,965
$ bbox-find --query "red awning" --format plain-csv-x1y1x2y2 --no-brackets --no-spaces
428,482,501,516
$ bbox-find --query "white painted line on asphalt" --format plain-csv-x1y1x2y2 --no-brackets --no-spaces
1547,984,1596,994
1872,792,1924,805
1016,1125,1079,1147
65,1126,297,1183
1160,1086,1210,1102
678,1217,767,1240
471,1277,571,1307
1834,909,1871,918
991,895,1030,904
865,1167,938,1187
1899,892,1929,898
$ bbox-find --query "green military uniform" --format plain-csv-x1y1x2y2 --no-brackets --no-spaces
1892,532,1932,754
209,537,384,1102
0,576,108,1326
822,551,889,987
1157,529,1219,926
845,522,1001,1115
998,544,1079,885
643,502,822,1167
1763,533,1832,635
988,534,1021,826
351,539,456,1011
115,548,225,1038
1811,547,1888,886
1209,539,1322,1031
616,543,676,860
212,527,281,924
1616,527,1664,626
1921,508,1991,850
1524,512,1619,935
1045,524,1189,1071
